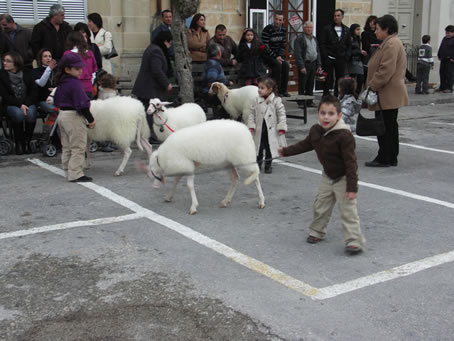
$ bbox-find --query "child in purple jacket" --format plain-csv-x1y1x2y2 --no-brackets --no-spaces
54,53,96,182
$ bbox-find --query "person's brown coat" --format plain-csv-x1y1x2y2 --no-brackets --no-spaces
366,33,408,111
186,28,210,62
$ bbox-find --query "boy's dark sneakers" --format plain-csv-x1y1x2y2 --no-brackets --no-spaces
70,176,93,182
345,245,363,255
306,235,322,244
264,167,272,174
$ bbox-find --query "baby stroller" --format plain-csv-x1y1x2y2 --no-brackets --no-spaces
36,108,60,157
0,118,14,156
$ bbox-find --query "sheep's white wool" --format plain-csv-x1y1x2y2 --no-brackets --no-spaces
149,101,206,142
89,96,150,149
153,120,258,182
144,120,265,214
209,83,258,123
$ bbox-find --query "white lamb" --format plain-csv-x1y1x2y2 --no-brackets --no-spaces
147,98,206,141
208,83,259,123
88,96,150,176
138,120,265,215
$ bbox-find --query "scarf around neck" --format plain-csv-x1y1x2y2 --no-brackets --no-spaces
8,70,25,99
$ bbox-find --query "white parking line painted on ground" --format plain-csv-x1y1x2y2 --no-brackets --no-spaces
26,159,319,297
0,213,142,240
275,160,454,209
354,135,454,155
314,250,454,299
24,158,454,300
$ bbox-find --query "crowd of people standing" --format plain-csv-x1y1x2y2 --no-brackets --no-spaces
0,4,117,159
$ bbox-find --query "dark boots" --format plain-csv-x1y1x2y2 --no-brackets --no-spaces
24,121,36,154
12,122,24,155
12,121,35,155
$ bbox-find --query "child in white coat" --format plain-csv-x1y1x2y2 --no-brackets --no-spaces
248,76,287,173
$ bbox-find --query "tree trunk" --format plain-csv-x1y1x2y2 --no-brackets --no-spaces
171,0,200,103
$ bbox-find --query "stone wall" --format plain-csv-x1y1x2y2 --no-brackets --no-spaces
87,0,158,79
336,0,372,28
199,0,247,43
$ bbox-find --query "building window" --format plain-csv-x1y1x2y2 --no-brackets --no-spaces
0,0,87,24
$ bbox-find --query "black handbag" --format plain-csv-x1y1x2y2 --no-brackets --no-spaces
356,93,386,136
103,32,118,59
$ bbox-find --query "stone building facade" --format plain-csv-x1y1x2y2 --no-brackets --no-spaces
87,0,452,85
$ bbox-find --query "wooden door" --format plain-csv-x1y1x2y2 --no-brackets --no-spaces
268,0,311,91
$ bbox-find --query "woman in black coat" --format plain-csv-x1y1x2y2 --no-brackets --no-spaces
0,51,38,154
132,32,172,144
361,15,381,80
348,24,366,93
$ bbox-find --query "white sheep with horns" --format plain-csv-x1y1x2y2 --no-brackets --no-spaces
138,119,265,215
208,83,259,123
147,98,206,141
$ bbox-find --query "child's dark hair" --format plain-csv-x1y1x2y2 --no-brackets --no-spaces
64,31,88,57
98,72,116,89
257,76,278,95
445,25,454,33
422,35,431,44
239,28,262,54
338,76,357,99
318,94,341,114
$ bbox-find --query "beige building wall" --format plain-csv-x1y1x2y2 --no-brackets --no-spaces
87,0,160,79
336,0,372,28
86,0,377,79
199,0,247,43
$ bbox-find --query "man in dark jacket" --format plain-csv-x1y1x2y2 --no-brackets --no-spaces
31,4,72,61
0,14,33,68
294,21,322,106
208,24,238,66
150,9,174,60
437,25,454,93
261,11,290,97
132,41,172,144
318,9,352,96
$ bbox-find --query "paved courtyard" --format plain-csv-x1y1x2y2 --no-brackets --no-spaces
1,100,453,340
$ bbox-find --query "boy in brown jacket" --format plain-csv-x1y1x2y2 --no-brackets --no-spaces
278,94,365,254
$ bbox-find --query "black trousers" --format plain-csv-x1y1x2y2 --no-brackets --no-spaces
298,60,316,103
257,121,272,168
138,97,159,141
323,58,346,96
439,60,454,91
267,58,289,94
415,63,430,93
375,109,399,164
351,73,364,95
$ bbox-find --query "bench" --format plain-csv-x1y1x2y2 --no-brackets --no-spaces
116,76,133,96
281,95,315,124
116,63,313,124
191,62,241,97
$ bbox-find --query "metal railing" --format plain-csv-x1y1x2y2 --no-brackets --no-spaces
405,43,419,79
